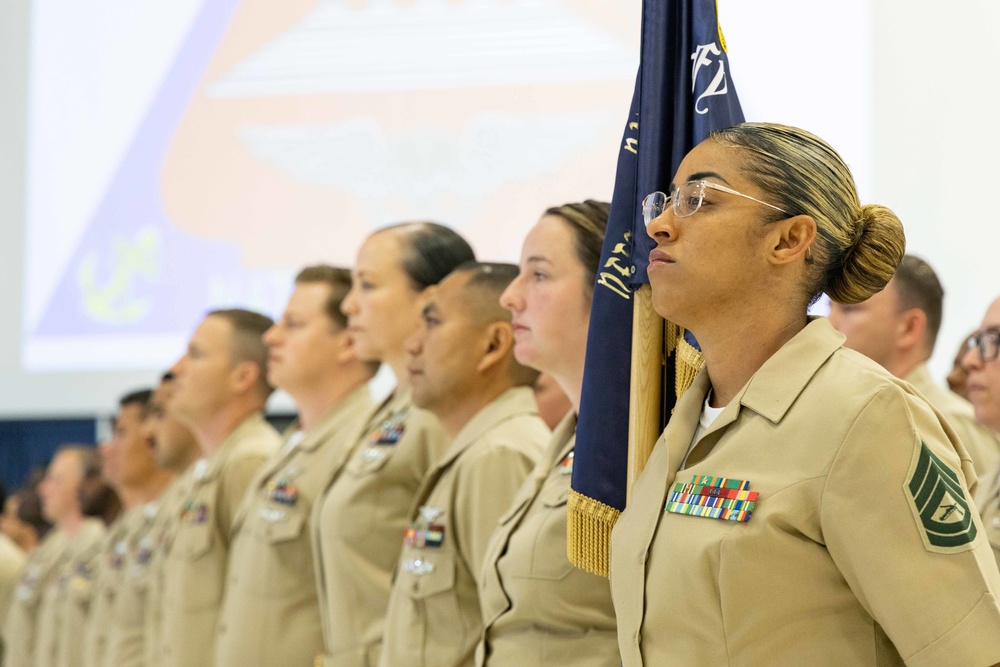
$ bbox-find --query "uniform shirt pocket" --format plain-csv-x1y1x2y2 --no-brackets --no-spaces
178,523,214,561
397,551,462,667
347,445,396,477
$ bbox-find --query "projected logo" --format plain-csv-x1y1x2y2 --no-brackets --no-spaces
26,0,637,370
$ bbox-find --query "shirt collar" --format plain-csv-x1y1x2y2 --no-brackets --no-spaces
733,317,845,424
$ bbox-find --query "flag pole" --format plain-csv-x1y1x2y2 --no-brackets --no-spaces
626,284,664,499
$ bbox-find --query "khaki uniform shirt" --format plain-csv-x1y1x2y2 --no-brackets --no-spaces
313,388,449,667
477,414,619,667
2,529,66,667
610,318,1000,667
157,413,280,667
216,385,375,667
379,387,548,667
143,468,197,667
0,533,27,663
102,499,165,667
906,364,1000,489
81,506,146,667
35,519,106,667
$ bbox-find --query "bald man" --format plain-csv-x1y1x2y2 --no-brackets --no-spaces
379,262,549,667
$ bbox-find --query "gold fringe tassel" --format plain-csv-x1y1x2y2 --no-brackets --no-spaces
675,334,705,399
567,488,621,578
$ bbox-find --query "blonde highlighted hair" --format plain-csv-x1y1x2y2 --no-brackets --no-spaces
711,123,905,305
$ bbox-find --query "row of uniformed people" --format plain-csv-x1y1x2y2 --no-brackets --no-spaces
6,121,1000,667
0,205,619,667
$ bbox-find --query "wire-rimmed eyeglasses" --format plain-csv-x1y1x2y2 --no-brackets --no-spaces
642,180,788,226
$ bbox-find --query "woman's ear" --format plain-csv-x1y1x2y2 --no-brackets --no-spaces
769,214,817,266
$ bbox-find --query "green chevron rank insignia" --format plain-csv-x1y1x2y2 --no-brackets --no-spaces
905,440,977,553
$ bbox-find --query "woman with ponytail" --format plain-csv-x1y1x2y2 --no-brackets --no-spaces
610,123,1000,666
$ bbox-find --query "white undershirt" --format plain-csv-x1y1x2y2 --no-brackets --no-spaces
681,392,725,470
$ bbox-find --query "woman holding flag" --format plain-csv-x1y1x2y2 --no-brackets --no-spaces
475,200,620,666
610,123,1000,666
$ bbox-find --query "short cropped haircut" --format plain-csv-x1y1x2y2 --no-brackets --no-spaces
449,261,540,387
119,388,153,418
207,309,276,398
294,265,353,330
892,255,944,353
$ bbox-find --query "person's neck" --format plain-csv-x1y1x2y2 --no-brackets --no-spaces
384,354,411,395
550,365,584,415
696,311,808,408
885,354,926,381
58,511,85,537
118,470,175,510
291,367,373,432
169,446,201,475
192,402,262,457
434,380,512,439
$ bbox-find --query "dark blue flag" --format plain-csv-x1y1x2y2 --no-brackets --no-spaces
568,0,745,576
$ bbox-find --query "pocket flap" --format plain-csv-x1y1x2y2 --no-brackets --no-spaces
398,551,455,600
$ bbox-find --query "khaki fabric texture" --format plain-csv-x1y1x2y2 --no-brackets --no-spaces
476,413,619,667
610,318,1000,667
35,518,105,667
379,387,548,667
907,363,1000,489
143,468,197,667
157,413,279,667
313,388,449,667
2,529,67,667
103,498,168,667
0,534,26,663
216,384,376,667
80,506,146,667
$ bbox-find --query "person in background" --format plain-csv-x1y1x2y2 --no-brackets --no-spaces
829,255,1000,486
477,201,619,666
949,331,976,400
136,373,202,667
314,222,473,666
961,297,1000,572
0,515,26,664
157,309,281,667
33,446,108,667
78,389,174,667
611,122,1000,665
216,266,379,667
379,263,548,667
2,479,52,554
532,373,573,431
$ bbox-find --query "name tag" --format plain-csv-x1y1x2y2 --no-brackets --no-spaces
664,475,758,523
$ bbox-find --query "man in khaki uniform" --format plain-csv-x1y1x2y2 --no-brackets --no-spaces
611,319,1000,666
379,263,548,667
135,374,201,667
215,267,379,666
157,309,281,667
3,525,66,666
78,389,174,667
33,446,108,667
962,296,1000,574
829,255,1000,486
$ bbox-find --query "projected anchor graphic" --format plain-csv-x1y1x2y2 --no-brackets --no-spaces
27,0,637,371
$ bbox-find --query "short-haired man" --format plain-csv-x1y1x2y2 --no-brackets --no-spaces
216,266,380,666
75,389,178,667
158,309,281,667
31,446,107,666
379,263,549,667
133,373,202,667
961,297,1000,571
829,255,1000,484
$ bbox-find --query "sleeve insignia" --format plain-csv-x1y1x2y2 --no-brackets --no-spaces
905,440,977,553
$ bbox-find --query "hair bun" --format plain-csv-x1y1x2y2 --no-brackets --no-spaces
825,204,906,304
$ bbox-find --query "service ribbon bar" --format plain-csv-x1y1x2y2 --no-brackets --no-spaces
404,524,445,548
665,475,758,523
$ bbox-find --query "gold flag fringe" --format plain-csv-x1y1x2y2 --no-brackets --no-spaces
567,488,620,577
567,320,704,578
